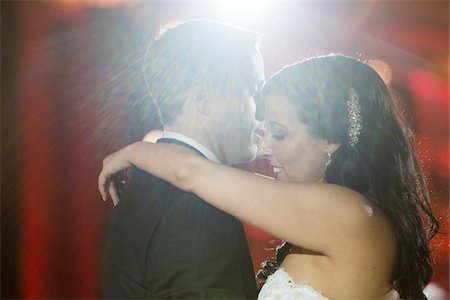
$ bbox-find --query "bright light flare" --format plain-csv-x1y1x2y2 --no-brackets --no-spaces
214,0,274,22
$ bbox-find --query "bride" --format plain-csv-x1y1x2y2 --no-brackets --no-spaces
99,55,438,299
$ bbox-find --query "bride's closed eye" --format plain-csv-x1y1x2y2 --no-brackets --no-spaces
272,134,285,141
268,126,286,141
266,122,287,141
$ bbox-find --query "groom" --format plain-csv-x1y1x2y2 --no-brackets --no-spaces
101,20,265,299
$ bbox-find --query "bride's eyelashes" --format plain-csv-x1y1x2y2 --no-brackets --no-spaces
266,126,286,141
272,133,285,141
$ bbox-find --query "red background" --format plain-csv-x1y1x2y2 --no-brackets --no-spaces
2,1,448,298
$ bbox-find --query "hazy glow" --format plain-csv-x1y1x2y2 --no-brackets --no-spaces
214,0,274,21
57,0,137,7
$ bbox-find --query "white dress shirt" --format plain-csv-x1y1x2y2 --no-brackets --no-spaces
160,131,221,164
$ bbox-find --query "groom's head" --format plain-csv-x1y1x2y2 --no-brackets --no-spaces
143,19,265,165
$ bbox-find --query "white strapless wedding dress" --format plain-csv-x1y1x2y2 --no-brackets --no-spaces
258,268,329,300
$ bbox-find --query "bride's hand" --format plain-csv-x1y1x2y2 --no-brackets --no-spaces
98,145,133,206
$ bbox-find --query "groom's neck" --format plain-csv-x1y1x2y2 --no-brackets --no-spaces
164,123,219,160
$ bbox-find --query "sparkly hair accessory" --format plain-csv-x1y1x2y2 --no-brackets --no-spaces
347,88,362,147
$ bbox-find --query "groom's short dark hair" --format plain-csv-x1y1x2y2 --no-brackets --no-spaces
143,19,260,125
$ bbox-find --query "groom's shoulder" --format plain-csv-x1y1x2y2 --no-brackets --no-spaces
126,167,172,191
124,167,236,222
124,167,203,204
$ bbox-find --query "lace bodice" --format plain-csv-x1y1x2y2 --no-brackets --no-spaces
258,268,329,300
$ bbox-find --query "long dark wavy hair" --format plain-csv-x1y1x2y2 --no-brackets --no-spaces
261,54,439,299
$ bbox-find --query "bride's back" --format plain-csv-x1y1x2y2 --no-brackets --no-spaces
279,201,398,300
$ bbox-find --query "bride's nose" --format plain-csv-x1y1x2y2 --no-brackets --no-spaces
257,137,272,160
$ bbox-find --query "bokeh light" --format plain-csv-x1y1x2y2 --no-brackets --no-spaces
3,1,448,299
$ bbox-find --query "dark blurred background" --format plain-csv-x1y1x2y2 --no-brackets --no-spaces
2,1,448,298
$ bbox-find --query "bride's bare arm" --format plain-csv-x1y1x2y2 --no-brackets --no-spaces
99,141,379,256
98,142,196,204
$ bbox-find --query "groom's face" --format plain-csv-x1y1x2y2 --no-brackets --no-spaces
210,49,265,165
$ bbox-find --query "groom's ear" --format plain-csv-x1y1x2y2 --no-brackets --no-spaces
190,86,211,115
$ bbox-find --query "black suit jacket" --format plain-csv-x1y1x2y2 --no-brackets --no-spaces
101,139,257,299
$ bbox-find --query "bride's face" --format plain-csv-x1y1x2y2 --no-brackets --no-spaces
258,93,331,183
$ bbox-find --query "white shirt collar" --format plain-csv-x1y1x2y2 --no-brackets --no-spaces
160,131,221,164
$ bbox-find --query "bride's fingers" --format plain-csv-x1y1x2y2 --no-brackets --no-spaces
98,171,111,202
109,181,121,206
